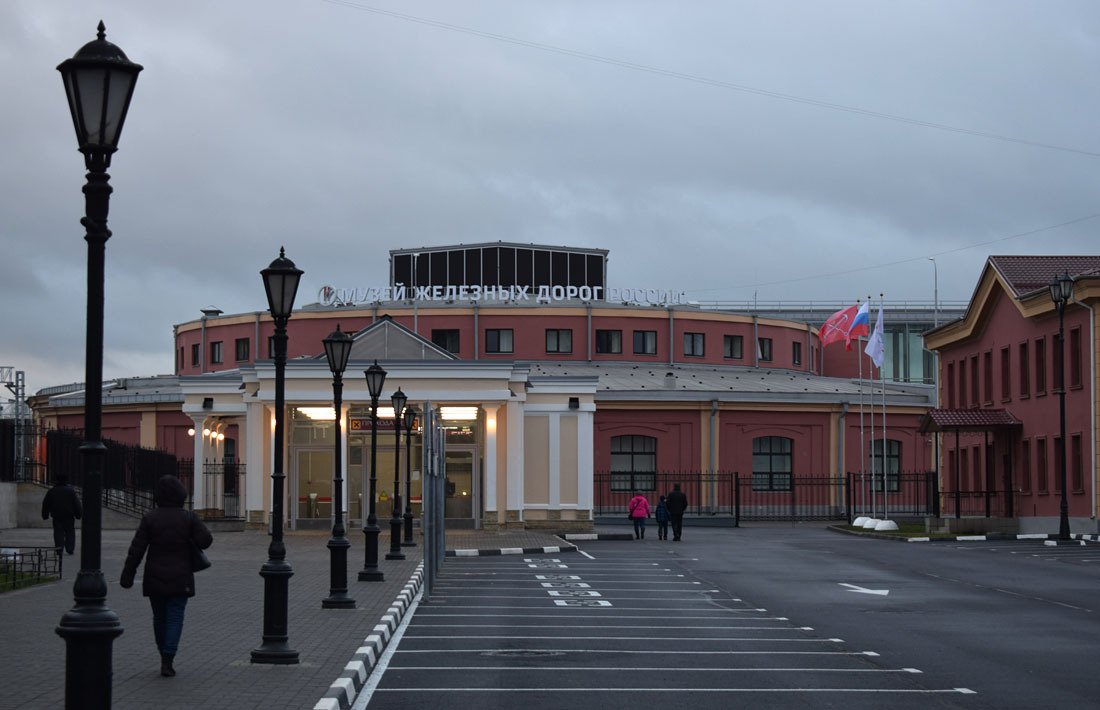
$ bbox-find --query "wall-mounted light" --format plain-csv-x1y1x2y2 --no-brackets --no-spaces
203,427,211,437
440,406,478,421
187,428,195,437
217,432,225,441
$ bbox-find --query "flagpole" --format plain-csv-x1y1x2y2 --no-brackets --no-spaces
858,299,866,518
879,293,888,524
867,296,876,519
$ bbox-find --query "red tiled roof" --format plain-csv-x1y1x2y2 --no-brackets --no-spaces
988,255,1100,298
919,408,1021,433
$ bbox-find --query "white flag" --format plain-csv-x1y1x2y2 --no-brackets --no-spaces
864,302,885,368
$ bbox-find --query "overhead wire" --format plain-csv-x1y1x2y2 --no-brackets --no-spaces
321,0,1100,159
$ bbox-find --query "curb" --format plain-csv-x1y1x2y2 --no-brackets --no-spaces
313,563,424,710
829,525,1100,544
562,532,635,541
445,542,578,557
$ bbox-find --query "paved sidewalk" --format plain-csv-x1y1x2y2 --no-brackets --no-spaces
0,524,584,709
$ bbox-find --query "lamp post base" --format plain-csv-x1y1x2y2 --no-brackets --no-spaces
402,511,416,547
359,524,383,581
252,559,298,665
386,516,406,560
323,535,355,609
56,582,124,709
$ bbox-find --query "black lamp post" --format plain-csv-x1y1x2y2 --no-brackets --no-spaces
387,388,407,560
402,406,417,546
55,22,141,709
1050,271,1074,541
251,248,302,664
322,325,354,608
359,361,386,581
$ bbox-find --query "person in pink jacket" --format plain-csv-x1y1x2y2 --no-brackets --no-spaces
628,492,651,539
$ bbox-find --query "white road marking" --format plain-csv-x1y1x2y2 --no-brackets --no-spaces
385,666,925,673
373,688,975,694
349,591,420,710
395,649,878,656
839,583,890,596
579,550,595,560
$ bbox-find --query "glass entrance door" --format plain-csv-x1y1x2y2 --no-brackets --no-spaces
444,446,476,522
295,448,333,522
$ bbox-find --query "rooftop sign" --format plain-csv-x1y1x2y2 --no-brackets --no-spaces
318,285,691,307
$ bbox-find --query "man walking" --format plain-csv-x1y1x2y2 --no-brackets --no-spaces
41,474,82,554
667,483,688,541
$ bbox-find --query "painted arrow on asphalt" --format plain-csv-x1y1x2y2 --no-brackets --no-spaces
839,582,890,596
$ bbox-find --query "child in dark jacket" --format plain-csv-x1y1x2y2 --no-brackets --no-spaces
654,496,671,540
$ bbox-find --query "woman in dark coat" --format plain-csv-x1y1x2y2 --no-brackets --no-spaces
120,475,213,677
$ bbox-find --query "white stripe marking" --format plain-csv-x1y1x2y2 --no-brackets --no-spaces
579,550,595,560
373,688,975,694
349,593,421,710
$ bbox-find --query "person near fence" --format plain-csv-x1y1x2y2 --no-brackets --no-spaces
667,483,688,541
628,491,650,539
120,474,213,678
654,495,671,540
41,474,82,554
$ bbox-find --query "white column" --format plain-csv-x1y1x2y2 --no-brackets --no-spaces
339,403,349,517
506,398,525,520
245,401,266,519
190,415,206,509
577,409,594,516
548,413,561,509
483,405,499,516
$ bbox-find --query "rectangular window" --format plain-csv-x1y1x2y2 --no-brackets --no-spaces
1000,347,1011,401
268,336,276,359
1020,439,1031,493
724,335,743,359
958,359,967,407
210,341,223,365
1019,343,1029,398
1034,337,1046,394
983,351,993,404
683,332,704,357
431,329,460,354
1037,438,1048,492
546,329,572,354
1070,327,1082,388
947,362,956,408
595,329,621,354
757,337,773,362
235,338,250,362
970,356,979,406
869,439,900,492
1072,434,1083,491
960,447,969,490
792,341,802,366
191,344,199,367
609,435,656,491
179,347,184,370
633,330,657,355
972,447,982,491
751,436,792,491
485,329,513,354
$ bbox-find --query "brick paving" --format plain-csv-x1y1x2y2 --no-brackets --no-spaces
0,524,579,709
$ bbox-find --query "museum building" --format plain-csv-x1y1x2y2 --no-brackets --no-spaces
31,242,938,531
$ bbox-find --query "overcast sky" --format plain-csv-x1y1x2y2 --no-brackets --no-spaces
4,0,1100,397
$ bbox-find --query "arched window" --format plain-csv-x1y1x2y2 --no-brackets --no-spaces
610,435,656,491
752,436,792,491
869,439,901,492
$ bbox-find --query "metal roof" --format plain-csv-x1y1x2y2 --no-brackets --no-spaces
918,408,1022,433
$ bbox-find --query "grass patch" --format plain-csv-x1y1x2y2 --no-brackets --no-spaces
0,570,60,593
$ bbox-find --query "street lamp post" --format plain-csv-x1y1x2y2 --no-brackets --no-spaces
928,257,939,327
55,23,141,709
359,361,386,581
402,406,417,546
322,326,354,609
1050,272,1074,541
251,248,302,664
387,389,407,560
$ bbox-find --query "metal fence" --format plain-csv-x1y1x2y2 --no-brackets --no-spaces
0,547,62,593
200,459,245,520
595,471,939,523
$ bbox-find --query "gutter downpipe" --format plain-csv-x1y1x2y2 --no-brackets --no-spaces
587,303,592,362
473,303,479,360
838,401,848,490
254,313,260,364
753,316,759,368
200,316,207,374
710,399,718,513
668,307,675,366
1071,293,1096,521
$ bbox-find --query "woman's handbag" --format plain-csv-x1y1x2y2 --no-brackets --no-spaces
189,511,211,572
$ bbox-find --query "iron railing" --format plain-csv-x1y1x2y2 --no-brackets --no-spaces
595,471,940,523
200,459,245,520
0,547,62,592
